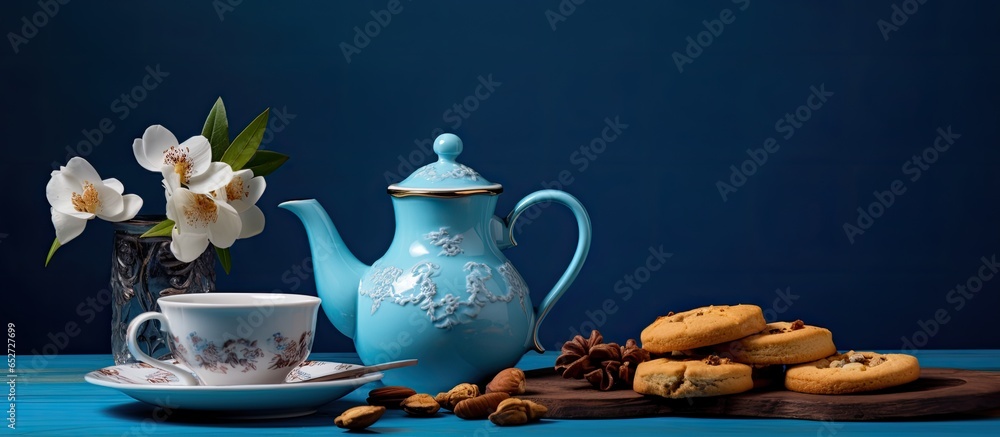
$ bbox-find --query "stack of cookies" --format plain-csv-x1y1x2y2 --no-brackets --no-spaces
633,304,920,398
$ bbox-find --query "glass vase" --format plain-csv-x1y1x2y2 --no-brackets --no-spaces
110,215,216,364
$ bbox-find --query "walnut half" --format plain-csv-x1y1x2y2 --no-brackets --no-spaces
488,398,547,426
435,383,479,410
826,351,888,369
703,355,732,366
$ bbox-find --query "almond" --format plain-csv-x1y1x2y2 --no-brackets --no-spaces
401,393,440,417
334,405,385,430
366,386,416,408
486,368,526,395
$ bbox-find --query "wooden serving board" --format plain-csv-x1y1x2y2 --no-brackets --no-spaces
518,367,1000,421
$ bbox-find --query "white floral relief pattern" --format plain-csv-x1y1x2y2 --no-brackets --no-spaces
359,261,530,329
425,227,464,256
497,262,530,317
412,163,481,182
359,265,404,315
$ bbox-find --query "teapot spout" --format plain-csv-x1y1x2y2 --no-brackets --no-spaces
279,199,367,340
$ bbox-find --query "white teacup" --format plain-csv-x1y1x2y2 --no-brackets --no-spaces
127,293,321,386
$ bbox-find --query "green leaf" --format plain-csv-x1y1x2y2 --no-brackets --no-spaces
216,247,232,274
221,108,270,171
244,150,289,177
139,219,175,238
203,97,230,161
44,238,60,267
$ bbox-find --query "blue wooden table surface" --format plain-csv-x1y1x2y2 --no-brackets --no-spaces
10,351,1000,436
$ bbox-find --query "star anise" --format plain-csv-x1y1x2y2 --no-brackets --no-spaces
554,330,603,378
585,360,621,391
618,339,650,384
555,330,650,391
587,342,622,363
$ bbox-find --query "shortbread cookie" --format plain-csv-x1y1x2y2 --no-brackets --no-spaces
633,356,753,399
659,351,782,390
640,305,767,353
713,320,837,365
785,351,920,394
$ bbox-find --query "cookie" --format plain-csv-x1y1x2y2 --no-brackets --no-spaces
640,304,767,353
713,320,837,365
633,356,753,399
785,351,920,394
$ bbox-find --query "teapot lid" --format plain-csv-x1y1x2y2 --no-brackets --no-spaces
387,133,503,198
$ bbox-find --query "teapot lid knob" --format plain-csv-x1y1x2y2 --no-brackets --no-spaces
433,133,463,162
387,132,502,196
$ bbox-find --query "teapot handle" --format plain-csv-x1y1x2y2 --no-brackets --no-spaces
500,190,591,353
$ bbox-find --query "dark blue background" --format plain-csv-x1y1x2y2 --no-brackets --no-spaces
2,0,998,360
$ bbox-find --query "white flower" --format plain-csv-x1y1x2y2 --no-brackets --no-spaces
163,167,242,262
218,169,266,239
133,125,233,194
46,157,142,244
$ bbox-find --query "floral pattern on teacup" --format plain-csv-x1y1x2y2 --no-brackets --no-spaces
267,331,312,370
168,330,312,374
170,332,261,374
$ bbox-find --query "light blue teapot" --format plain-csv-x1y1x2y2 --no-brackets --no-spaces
280,133,591,392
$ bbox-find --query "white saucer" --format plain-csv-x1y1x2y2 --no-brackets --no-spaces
85,360,382,419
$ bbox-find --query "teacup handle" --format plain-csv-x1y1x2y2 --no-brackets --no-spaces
126,312,199,386
502,189,592,353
